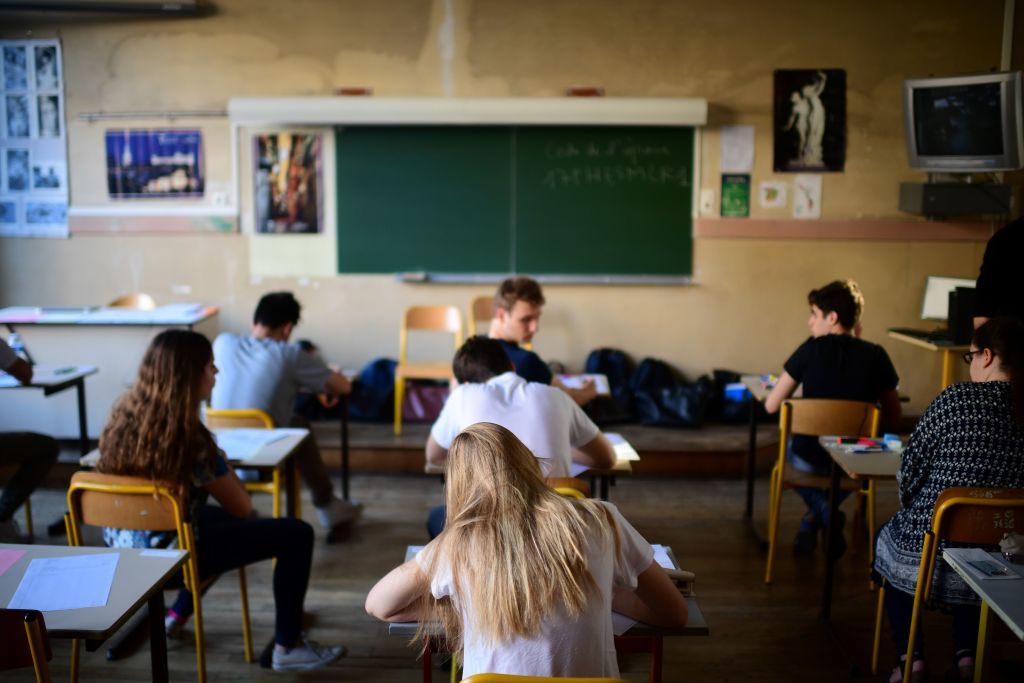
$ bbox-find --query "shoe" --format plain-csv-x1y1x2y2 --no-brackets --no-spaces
0,518,31,544
889,658,927,683
164,614,186,640
316,498,364,529
946,655,973,682
793,528,818,556
272,640,347,672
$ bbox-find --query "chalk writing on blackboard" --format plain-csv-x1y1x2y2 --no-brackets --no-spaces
541,165,689,190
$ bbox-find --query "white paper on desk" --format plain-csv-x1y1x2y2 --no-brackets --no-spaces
651,544,674,570
150,303,203,323
8,553,119,611
557,373,610,396
720,125,755,173
952,548,1021,581
214,429,289,461
611,611,638,636
605,433,640,461
0,373,20,388
140,549,181,558
569,462,588,478
405,545,425,563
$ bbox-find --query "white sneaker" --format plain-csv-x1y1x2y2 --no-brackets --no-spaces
271,640,346,672
315,498,364,529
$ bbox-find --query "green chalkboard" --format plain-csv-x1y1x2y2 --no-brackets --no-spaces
336,125,693,278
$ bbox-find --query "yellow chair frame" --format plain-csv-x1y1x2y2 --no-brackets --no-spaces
764,398,880,584
66,471,253,683
546,476,591,499
870,487,1024,683
394,305,464,435
205,407,300,519
0,609,52,683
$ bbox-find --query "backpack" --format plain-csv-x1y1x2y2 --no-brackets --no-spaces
348,358,397,422
583,348,635,425
629,358,712,428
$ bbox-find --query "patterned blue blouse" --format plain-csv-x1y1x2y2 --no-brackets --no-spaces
874,381,1024,603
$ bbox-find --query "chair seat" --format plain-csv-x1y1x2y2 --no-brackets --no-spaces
395,362,454,380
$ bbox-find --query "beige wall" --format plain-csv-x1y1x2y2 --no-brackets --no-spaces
0,0,1014,413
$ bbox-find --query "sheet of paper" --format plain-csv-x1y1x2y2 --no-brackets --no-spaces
569,462,588,478
952,548,1021,581
0,307,42,323
140,549,181,558
604,432,640,461
213,429,290,461
149,303,204,323
651,544,675,570
0,549,26,577
557,373,610,396
0,373,20,388
405,545,425,563
720,125,755,173
611,611,638,636
8,552,119,611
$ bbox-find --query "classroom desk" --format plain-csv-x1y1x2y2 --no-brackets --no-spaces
943,548,1024,683
887,330,968,393
388,544,708,683
0,543,188,683
0,364,97,456
81,427,308,518
819,437,902,623
0,305,218,439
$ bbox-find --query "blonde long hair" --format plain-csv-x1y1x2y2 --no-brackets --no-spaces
417,422,619,654
97,329,218,500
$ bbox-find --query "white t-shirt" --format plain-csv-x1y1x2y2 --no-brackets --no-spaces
416,501,654,678
430,372,601,477
210,333,332,427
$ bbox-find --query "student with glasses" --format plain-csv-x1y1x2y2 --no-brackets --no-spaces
874,317,1024,683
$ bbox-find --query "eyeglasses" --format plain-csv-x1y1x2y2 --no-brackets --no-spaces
962,349,983,365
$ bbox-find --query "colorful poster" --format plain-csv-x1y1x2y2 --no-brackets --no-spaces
105,129,204,198
0,38,67,238
253,132,322,234
773,69,846,172
720,174,750,217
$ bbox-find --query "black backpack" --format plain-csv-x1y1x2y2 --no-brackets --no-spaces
630,358,712,428
348,358,397,422
583,348,635,425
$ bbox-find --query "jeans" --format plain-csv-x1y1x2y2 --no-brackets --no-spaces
169,505,314,647
883,584,980,659
788,437,849,529
0,432,60,521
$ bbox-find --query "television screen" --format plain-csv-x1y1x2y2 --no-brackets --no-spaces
913,83,1003,156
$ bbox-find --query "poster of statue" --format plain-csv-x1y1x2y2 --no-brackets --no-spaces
253,132,322,234
105,129,204,198
773,69,846,172
0,38,66,238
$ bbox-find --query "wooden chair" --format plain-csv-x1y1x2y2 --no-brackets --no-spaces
0,465,33,538
469,295,493,337
107,293,156,310
0,609,52,683
870,487,1024,682
546,476,591,499
394,305,463,435
462,675,629,683
764,399,880,584
204,407,298,518
66,470,253,683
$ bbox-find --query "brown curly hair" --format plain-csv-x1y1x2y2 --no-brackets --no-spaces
97,329,218,500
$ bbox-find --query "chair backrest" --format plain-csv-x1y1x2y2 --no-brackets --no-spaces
400,305,464,364
933,487,1024,545
205,408,275,429
470,295,494,336
66,471,187,546
461,675,629,683
107,293,156,310
0,609,52,680
781,399,880,439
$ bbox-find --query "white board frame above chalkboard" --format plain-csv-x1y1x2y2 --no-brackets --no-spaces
227,97,707,127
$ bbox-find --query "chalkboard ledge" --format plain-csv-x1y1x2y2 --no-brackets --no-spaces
397,273,693,286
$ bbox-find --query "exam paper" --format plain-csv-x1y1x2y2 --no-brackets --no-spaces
8,552,119,611
651,544,674,570
213,429,291,461
605,433,640,461
557,373,610,396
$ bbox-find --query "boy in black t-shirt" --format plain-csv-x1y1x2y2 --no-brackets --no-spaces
765,280,901,555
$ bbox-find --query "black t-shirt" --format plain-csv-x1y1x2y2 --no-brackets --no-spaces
784,334,899,466
496,338,553,385
975,217,1024,322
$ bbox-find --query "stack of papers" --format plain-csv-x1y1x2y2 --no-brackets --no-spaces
8,553,119,611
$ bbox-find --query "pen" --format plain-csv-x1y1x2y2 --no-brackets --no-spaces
55,366,76,374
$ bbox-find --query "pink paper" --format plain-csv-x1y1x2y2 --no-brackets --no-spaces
0,549,27,577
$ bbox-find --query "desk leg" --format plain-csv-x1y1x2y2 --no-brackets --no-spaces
820,461,842,623
745,396,757,520
422,641,433,683
340,396,350,501
600,475,609,501
650,635,663,683
75,378,89,456
148,587,169,683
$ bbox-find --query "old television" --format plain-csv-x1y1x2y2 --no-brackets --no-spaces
903,71,1024,172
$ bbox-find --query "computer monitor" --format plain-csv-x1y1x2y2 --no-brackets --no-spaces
921,276,976,321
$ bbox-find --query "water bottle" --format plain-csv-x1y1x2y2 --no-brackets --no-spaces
7,333,28,362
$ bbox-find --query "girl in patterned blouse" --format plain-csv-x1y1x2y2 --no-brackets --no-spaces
874,317,1024,682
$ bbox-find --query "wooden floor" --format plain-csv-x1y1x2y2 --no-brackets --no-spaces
8,474,1023,682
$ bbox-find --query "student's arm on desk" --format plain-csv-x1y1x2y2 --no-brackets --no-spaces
612,560,688,628
764,372,798,414
366,559,428,622
426,436,448,467
206,465,253,518
4,357,32,384
553,375,599,406
572,433,616,470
